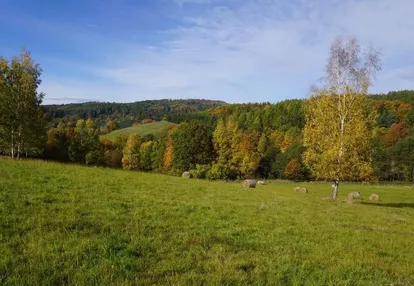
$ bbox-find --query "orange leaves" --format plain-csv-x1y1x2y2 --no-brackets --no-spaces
284,159,302,180
384,122,409,147
46,128,57,147
141,118,155,124
163,138,173,171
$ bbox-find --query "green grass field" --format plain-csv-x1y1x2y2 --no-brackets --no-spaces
0,158,413,285
101,121,177,141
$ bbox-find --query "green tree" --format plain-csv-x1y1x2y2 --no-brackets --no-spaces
405,109,414,128
140,141,154,171
303,36,381,199
394,135,414,182
151,139,166,171
0,50,45,158
69,118,100,164
257,132,280,178
172,120,214,172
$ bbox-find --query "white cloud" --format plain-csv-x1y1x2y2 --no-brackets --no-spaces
41,0,414,103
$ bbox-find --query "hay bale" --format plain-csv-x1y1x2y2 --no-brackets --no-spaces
348,192,361,200
242,180,256,188
294,187,308,193
257,181,267,185
182,171,192,179
369,194,380,201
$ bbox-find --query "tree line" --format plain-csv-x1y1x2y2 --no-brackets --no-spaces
44,98,226,129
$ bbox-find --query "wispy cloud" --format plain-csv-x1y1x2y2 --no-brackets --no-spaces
32,0,414,103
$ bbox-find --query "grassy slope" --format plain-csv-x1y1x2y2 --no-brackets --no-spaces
101,121,177,141
0,159,413,285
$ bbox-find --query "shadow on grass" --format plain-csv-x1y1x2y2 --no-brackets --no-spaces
362,202,414,208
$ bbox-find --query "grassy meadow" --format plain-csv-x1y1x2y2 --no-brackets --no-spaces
101,121,177,141
0,158,413,285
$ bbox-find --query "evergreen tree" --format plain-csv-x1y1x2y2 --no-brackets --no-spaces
172,120,214,172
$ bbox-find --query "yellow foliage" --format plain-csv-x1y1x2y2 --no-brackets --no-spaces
303,92,374,182
163,138,173,171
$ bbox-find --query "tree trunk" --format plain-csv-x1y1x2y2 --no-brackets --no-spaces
332,178,339,200
17,129,21,159
11,130,14,159
17,142,20,159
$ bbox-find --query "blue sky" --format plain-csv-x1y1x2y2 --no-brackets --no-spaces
1,0,413,104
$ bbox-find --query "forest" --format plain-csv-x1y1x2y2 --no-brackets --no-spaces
1,44,414,183
44,99,225,128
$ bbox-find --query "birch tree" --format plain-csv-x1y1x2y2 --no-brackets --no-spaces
303,36,381,200
0,50,45,158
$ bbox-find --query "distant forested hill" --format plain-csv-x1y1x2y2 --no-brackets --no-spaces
44,99,226,127
370,90,414,105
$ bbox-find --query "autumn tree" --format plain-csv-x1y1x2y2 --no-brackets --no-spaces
163,137,174,171
122,134,141,170
303,36,381,199
284,158,302,181
163,125,177,171
212,117,243,178
103,120,119,134
383,122,409,147
237,131,261,177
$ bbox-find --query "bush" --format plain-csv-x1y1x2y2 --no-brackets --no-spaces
168,167,182,177
85,150,104,166
104,150,123,168
190,164,211,179
206,163,228,180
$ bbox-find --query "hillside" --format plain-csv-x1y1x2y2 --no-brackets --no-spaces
1,158,413,284
371,90,414,105
101,121,177,141
44,99,226,126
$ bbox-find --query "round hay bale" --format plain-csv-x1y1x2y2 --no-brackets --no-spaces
182,171,192,179
369,194,380,201
294,187,307,193
242,179,256,188
257,180,267,185
348,192,361,200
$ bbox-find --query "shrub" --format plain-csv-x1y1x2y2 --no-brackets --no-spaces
190,164,211,179
85,150,104,166
104,150,123,168
206,163,228,180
